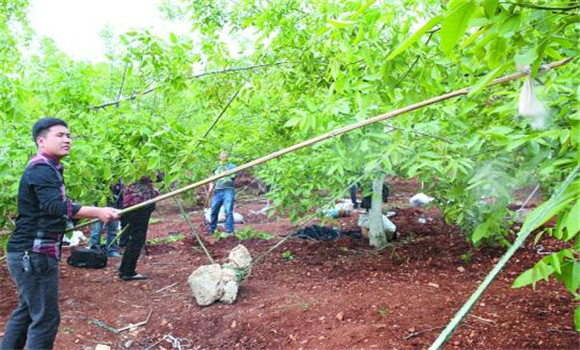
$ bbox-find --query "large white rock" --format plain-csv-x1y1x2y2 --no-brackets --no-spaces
221,280,239,304
228,245,252,269
189,245,253,306
188,264,223,306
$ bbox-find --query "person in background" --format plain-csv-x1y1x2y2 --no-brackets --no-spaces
207,151,237,235
118,175,159,281
349,184,359,209
1,118,118,350
88,179,124,257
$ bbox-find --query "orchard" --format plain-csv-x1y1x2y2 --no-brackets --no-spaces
0,1,578,349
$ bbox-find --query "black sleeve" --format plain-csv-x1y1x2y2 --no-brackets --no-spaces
28,165,81,219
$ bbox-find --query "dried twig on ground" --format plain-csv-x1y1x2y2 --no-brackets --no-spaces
404,326,445,340
468,314,496,324
155,282,179,294
547,328,578,335
91,310,153,334
115,310,153,333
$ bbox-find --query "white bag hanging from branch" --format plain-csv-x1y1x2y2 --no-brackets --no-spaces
518,65,549,129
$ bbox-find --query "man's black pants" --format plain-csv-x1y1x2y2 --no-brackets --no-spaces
119,205,154,277
1,252,60,350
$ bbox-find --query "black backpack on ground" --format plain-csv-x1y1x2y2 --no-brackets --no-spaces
66,247,108,269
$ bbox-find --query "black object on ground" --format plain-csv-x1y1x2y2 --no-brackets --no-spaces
293,225,363,241
293,225,340,240
67,248,107,269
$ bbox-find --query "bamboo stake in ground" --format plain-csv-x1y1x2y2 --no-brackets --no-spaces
69,57,574,232
429,164,580,350
172,196,214,264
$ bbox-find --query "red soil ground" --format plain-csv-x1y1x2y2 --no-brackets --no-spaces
0,178,577,349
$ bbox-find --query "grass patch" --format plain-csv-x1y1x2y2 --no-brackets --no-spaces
282,250,295,261
147,234,185,245
235,227,273,240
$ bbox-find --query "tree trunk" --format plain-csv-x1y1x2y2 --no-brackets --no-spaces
369,174,387,248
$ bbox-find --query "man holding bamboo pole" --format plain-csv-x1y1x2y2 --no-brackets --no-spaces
1,118,119,350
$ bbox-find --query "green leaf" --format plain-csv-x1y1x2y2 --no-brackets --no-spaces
560,262,580,294
386,16,443,60
498,14,521,37
284,116,301,128
483,0,499,17
146,155,159,171
549,253,561,274
536,260,554,282
467,63,508,96
472,222,489,244
348,0,377,19
328,18,356,28
440,1,476,53
522,197,576,233
512,268,535,288
575,307,580,332
514,50,537,68
565,199,580,240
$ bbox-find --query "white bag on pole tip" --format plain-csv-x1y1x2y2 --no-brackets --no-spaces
518,71,548,129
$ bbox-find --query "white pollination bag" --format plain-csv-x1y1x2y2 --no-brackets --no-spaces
518,67,548,129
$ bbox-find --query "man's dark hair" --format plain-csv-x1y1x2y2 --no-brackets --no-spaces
32,117,68,145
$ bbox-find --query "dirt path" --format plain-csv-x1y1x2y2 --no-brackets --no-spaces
0,179,577,349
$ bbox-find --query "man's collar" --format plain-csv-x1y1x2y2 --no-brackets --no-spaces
39,152,61,165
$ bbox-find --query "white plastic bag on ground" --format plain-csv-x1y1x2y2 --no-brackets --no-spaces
357,213,397,233
204,208,244,223
63,231,86,247
409,193,434,207
519,70,548,129
324,200,354,218
335,201,354,212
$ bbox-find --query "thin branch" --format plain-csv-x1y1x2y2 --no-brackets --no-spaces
393,27,440,89
90,62,285,110
193,62,286,79
115,62,129,105
547,327,579,334
384,124,453,144
393,56,420,89
195,87,242,148
154,282,179,293
501,1,580,11
468,314,496,324
404,326,445,340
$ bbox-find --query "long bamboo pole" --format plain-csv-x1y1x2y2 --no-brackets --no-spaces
429,164,580,349
69,57,574,232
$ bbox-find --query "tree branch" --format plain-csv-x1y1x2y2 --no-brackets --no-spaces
384,124,453,144
195,87,242,148
115,62,129,106
90,62,285,110
502,2,580,11
393,27,439,89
